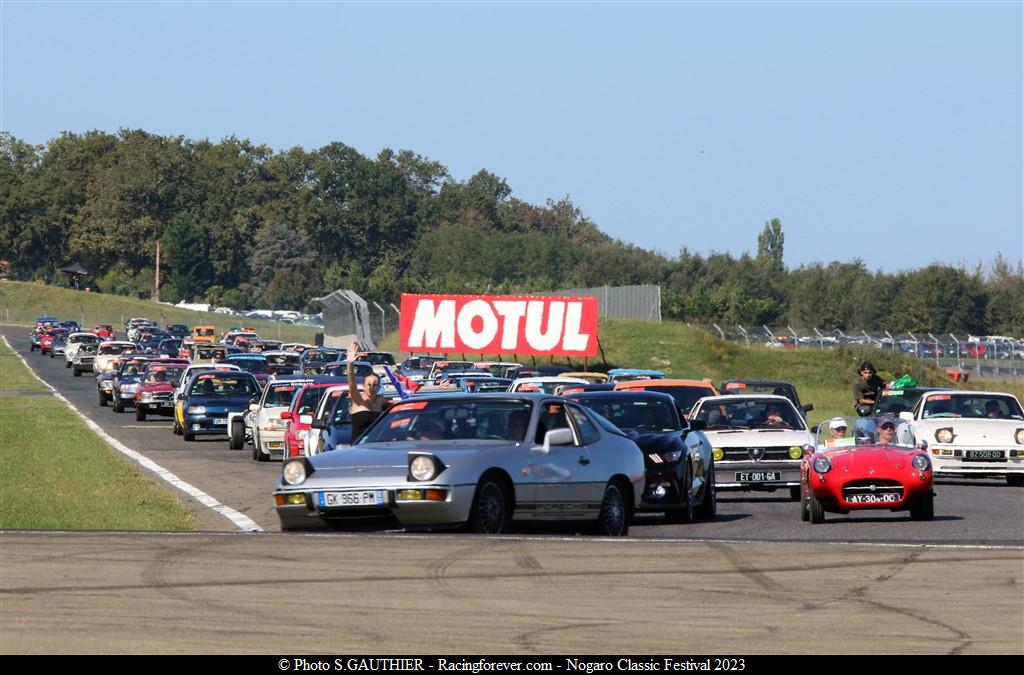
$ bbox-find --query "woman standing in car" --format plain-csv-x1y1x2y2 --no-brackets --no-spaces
346,342,387,441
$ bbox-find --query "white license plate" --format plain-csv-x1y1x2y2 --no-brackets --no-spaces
736,471,781,482
212,418,227,425
965,450,1003,460
267,441,283,449
318,490,386,508
847,493,901,504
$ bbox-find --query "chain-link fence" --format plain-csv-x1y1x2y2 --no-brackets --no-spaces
544,284,661,321
703,324,1024,378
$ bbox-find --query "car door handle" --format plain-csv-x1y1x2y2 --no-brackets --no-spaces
578,456,590,465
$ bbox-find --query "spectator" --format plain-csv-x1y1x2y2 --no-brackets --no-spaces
853,361,886,417
347,342,386,441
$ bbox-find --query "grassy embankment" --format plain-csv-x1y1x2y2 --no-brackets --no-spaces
0,279,319,344
379,320,1024,426
0,338,196,530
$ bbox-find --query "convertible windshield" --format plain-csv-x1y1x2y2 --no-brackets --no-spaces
264,384,301,408
143,366,184,384
922,394,1024,420
692,397,805,430
360,400,533,444
574,396,680,432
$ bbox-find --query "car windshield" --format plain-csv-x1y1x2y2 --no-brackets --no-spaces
360,353,395,366
815,417,915,449
264,384,300,408
692,397,805,430
266,354,301,367
922,394,1024,420
874,388,932,416
189,375,258,397
305,350,340,364
323,362,374,379
227,358,269,374
513,380,580,394
144,367,184,384
360,400,534,444
574,396,680,432
631,386,716,414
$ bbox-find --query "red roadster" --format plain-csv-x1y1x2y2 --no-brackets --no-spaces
801,417,934,523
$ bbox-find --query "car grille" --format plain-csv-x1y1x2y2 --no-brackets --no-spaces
720,446,796,462
842,479,904,500
148,392,173,402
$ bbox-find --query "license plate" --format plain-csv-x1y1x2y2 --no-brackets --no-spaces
847,493,901,504
267,441,283,449
212,418,227,425
965,450,1003,460
735,471,781,482
318,490,386,508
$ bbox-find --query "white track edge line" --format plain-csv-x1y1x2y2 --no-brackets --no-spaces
2,336,263,533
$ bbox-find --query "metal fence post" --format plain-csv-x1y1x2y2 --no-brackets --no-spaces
927,333,940,367
813,328,825,350
737,325,749,346
907,332,919,358
787,325,799,349
712,324,725,340
948,333,962,368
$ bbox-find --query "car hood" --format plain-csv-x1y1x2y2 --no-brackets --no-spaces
703,428,812,446
625,430,683,454
138,383,175,394
913,418,1023,444
306,440,514,478
820,445,916,471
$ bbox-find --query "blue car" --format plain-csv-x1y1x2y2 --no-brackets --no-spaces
607,368,667,383
180,371,261,442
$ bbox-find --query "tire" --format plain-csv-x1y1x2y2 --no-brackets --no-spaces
665,463,694,523
595,480,630,536
135,408,146,422
1007,474,1024,487
50,351,54,359
910,492,934,521
466,476,512,534
789,485,802,502
808,490,825,524
173,418,182,435
800,482,810,522
73,368,81,377
229,421,245,450
695,464,717,520
183,429,195,442
30,344,35,352
65,360,70,368
112,397,123,413
98,390,107,407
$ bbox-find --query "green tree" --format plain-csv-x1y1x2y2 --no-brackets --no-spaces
161,213,210,302
756,218,785,274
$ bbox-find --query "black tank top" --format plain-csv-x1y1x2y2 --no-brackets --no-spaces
350,409,382,442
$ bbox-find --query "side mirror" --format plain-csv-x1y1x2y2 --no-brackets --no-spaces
688,419,707,431
810,425,819,433
802,403,814,413
248,403,259,412
280,411,292,420
537,427,574,453
899,412,914,422
310,419,327,430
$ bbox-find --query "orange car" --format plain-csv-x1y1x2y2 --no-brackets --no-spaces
613,378,719,416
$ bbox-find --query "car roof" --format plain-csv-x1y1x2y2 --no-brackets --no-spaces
616,378,717,389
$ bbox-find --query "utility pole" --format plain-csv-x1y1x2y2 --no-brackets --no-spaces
153,239,161,302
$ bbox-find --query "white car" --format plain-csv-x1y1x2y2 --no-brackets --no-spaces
902,391,1024,486
93,341,139,374
688,395,814,499
236,376,317,461
63,332,103,368
507,376,588,394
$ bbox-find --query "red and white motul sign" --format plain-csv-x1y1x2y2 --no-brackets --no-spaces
400,294,599,357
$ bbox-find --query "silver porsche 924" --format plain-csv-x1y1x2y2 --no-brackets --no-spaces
273,393,645,535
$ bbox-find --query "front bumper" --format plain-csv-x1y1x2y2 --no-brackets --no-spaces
184,413,231,435
275,483,474,530
929,447,1024,477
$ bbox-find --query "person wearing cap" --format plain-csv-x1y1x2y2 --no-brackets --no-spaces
825,417,851,447
876,418,897,445
853,361,886,417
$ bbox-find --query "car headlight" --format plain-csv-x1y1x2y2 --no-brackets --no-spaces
139,392,155,401
100,381,114,390
408,454,443,482
282,459,308,486
812,456,832,474
935,428,955,444
187,406,206,414
788,446,803,460
1016,429,1024,445
911,454,931,471
264,418,287,431
712,447,724,461
120,383,138,393
661,450,683,462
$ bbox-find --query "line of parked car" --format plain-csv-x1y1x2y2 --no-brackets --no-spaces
27,315,1024,536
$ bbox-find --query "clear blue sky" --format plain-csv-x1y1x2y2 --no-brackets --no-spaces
2,1,1021,273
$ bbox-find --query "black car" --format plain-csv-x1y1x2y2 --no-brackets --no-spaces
564,390,716,522
872,386,950,417
720,379,813,418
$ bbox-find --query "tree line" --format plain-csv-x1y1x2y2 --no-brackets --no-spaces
1,130,1021,335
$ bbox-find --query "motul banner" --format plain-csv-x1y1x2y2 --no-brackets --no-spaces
400,294,599,357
